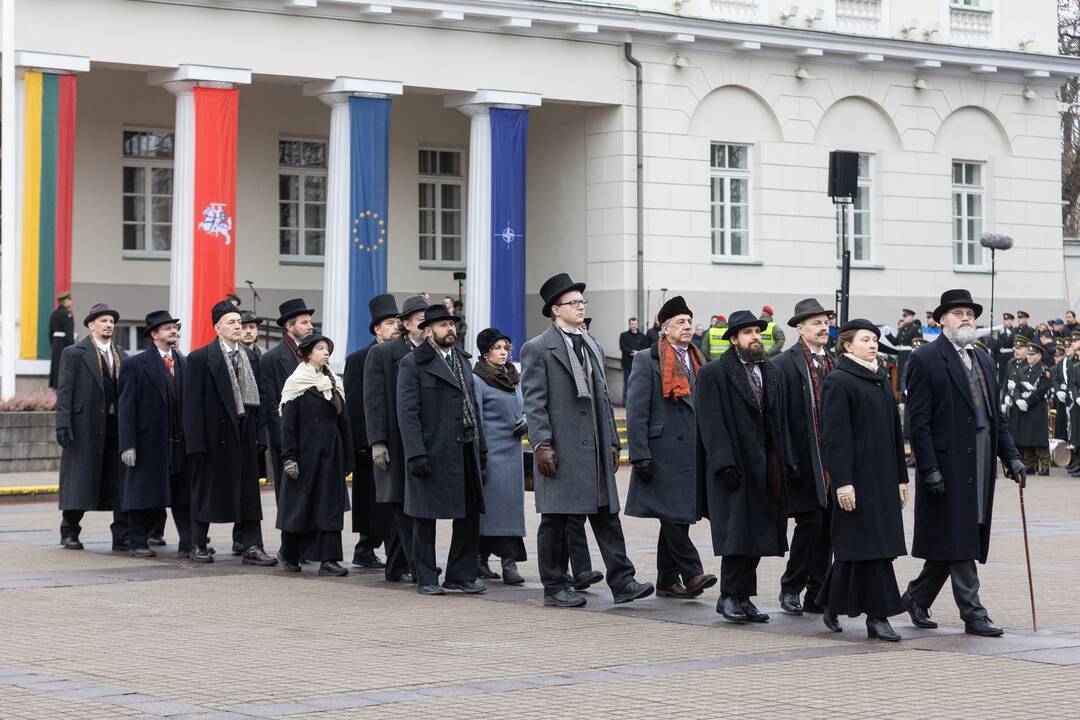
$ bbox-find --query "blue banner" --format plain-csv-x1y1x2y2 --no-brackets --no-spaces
489,108,528,360
346,96,391,353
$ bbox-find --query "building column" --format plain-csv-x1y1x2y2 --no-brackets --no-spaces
304,78,402,370
445,91,540,350
150,65,250,353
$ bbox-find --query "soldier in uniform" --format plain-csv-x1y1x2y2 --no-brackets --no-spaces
885,308,921,393
1015,311,1036,343
48,293,76,389
1010,341,1052,476
1067,333,1080,477
991,313,1016,390
1051,340,1070,442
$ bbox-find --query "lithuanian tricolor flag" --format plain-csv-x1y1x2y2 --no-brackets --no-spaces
19,70,75,360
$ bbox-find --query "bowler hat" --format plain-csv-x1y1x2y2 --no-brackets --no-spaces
276,298,315,327
398,295,428,320
476,327,512,356
239,311,260,325
298,332,334,356
211,301,240,325
143,309,181,337
838,318,881,339
657,296,692,325
83,303,119,327
368,293,400,334
932,289,983,323
419,304,460,329
539,273,586,318
722,309,769,341
787,297,831,328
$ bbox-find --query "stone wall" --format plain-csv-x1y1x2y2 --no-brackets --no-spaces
0,413,60,473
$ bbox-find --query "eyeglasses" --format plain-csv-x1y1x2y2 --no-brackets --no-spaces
949,309,976,320
557,299,588,309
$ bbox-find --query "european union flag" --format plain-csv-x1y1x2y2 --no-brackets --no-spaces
347,96,391,353
490,108,528,360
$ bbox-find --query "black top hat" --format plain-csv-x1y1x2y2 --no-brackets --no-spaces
239,311,260,325
476,327,512,356
722,309,769,341
211,300,240,325
932,289,983,323
276,298,315,327
539,273,586,318
144,309,181,337
368,293,400,334
787,297,831,328
419,304,460,329
83,303,119,327
657,296,692,325
1003,312,1015,320
398,295,427,320
838,318,881,339
298,332,334,356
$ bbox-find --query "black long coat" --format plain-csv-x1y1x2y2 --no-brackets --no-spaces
396,341,486,520
118,348,186,510
772,343,829,515
364,335,413,504
182,340,268,524
906,335,1021,563
1011,361,1052,447
820,356,908,562
261,340,300,449
277,386,353,532
55,337,129,511
344,342,392,535
695,348,795,558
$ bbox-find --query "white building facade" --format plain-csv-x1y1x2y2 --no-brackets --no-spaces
2,0,1078,394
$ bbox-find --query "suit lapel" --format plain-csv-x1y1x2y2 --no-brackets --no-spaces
79,340,104,390
208,341,239,425
543,325,574,378
148,349,168,403
938,337,976,412
426,349,461,389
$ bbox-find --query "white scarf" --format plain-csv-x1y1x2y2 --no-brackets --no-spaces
844,352,879,374
279,361,342,413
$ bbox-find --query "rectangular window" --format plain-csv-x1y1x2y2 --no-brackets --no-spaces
122,129,174,259
279,139,328,263
952,160,985,268
418,149,464,266
709,143,750,258
836,153,872,263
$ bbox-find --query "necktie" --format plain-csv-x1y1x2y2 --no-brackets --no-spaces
163,354,174,376
673,346,691,380
569,333,586,365
748,364,763,405
229,348,239,374
961,347,972,371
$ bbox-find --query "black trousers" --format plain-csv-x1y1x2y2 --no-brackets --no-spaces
656,520,704,587
561,514,594,576
148,508,167,540
128,508,164,549
60,416,129,545
280,529,343,564
352,453,386,555
720,555,761,598
906,559,988,621
384,501,415,580
61,509,129,545
411,487,480,587
170,504,193,553
780,508,831,599
538,511,635,595
269,445,284,502
192,519,261,550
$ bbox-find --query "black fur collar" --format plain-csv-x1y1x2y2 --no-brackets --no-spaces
720,347,779,413
413,339,471,366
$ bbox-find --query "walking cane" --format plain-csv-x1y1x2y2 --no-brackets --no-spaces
1018,477,1038,632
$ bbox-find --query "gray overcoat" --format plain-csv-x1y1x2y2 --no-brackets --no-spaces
520,324,621,515
472,367,526,537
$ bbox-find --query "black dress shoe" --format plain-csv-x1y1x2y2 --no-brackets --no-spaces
417,584,446,595
190,546,214,564
501,559,525,585
130,547,157,558
231,542,245,556
443,579,488,594
147,535,166,547
717,595,747,622
685,573,718,597
614,579,655,604
60,537,83,550
965,616,1004,637
544,589,587,607
901,592,938,629
241,547,279,566
740,598,769,623
867,617,902,641
573,570,604,591
351,550,386,569
476,555,501,580
319,561,349,577
823,610,843,632
111,541,131,553
387,572,415,584
779,591,803,615
801,599,826,614
176,549,192,559
281,559,301,573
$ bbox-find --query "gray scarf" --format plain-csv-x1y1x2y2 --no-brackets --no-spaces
560,329,606,399
224,343,260,416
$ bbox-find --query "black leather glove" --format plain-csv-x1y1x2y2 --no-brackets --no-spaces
409,455,432,479
55,427,73,448
921,467,946,498
717,466,741,492
512,419,528,438
1005,457,1027,489
632,459,653,482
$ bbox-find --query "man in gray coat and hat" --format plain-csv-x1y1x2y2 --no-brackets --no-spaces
521,273,654,608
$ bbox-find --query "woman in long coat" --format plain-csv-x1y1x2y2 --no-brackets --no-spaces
818,319,909,641
277,333,354,577
472,328,528,585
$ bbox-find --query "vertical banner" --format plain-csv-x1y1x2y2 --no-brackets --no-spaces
190,87,238,347
489,108,528,360
19,71,75,360
346,96,390,353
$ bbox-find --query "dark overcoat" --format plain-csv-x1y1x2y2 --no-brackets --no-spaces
694,348,794,557
55,337,129,511
261,340,299,449
820,356,908,562
1011,361,1052,447
344,341,392,535
396,341,486,520
182,340,268,524
906,335,1021,563
520,325,621,515
364,335,414,504
472,367,526,537
117,348,186,510
277,386,353,532
772,343,829,515
624,344,702,524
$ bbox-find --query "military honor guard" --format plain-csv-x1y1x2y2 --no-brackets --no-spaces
1011,340,1053,476
885,308,921,392
48,292,75,389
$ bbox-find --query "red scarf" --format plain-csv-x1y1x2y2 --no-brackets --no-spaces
659,337,704,401
283,333,302,365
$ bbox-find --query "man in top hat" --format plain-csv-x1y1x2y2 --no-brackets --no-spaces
262,298,316,510
343,294,400,569
696,309,796,623
1010,340,1053,477
773,298,836,620
364,294,428,583
521,274,654,608
54,303,130,550
118,311,191,558
183,301,277,566
625,296,716,600
902,289,1025,637
758,305,785,357
48,292,75,389
397,304,488,595
885,308,921,393
239,311,263,356
1015,311,1035,342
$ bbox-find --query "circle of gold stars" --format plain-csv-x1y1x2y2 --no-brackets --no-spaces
352,210,387,252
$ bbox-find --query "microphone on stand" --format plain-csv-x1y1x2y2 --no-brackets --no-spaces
245,280,261,320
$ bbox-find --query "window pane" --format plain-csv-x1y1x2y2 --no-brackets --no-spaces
730,230,748,256
854,188,869,210
731,205,747,231
151,196,171,223
123,166,144,194
952,163,963,184
968,218,980,244
967,194,981,218
304,230,325,257
711,176,724,203
123,195,145,223
954,218,963,243
419,150,437,175
967,242,976,266
438,151,461,176
280,229,298,255
442,236,461,262
711,229,725,255
419,209,436,235
712,203,724,231
711,144,726,169
954,241,963,265
279,175,299,201
279,201,298,229
148,132,174,158
302,142,326,168
279,140,302,167
419,235,436,261
123,132,141,158
303,175,326,202
419,182,436,208
728,145,747,170
304,203,326,231
151,224,171,252
442,210,460,236
441,183,461,210
853,212,866,236
857,154,870,178
151,167,173,195
953,193,962,217
123,223,144,251
730,178,747,204
967,164,981,186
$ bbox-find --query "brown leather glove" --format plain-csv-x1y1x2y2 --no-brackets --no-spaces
612,446,621,473
535,441,558,477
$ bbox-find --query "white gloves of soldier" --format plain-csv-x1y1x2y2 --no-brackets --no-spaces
1001,403,1008,414
1005,395,1013,408
1021,391,1031,399
1017,399,1029,412
836,484,856,512
121,448,136,467
899,484,909,509
284,459,299,480
371,442,390,471
1008,380,1016,392
1057,391,1068,403
1022,381,1035,391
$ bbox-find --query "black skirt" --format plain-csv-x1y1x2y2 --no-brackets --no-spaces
480,535,527,562
816,558,903,619
280,529,343,563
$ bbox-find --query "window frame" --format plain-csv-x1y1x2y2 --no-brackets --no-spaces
121,127,175,261
418,147,466,269
952,159,986,270
708,142,753,261
836,153,874,266
278,136,329,266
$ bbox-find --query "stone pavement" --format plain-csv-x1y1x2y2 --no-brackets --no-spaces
0,467,1078,719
